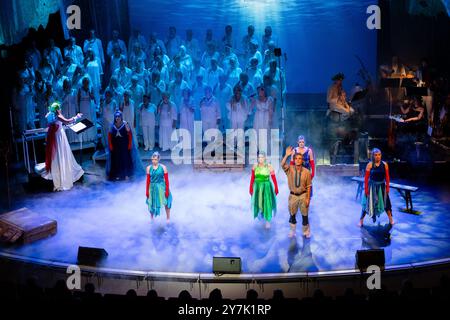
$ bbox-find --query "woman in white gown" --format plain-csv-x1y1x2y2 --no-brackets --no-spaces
61,79,78,143
250,86,273,132
101,89,118,149
77,77,97,143
179,88,195,146
41,102,84,191
158,92,177,151
227,85,248,130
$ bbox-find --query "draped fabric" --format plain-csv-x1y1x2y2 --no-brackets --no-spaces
0,0,63,46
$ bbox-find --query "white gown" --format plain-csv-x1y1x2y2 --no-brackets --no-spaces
61,90,78,143
200,96,221,132
179,98,195,144
42,119,84,191
253,97,273,131
78,88,97,143
159,101,177,151
227,98,248,130
141,103,156,150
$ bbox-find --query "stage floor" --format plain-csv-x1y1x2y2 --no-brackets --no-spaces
1,164,450,273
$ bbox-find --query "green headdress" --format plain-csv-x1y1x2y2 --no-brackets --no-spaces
48,101,61,113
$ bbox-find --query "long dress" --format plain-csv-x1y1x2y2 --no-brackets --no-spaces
253,97,273,132
200,96,221,132
78,88,97,143
141,103,156,150
62,89,78,143
362,162,392,222
179,98,195,145
251,165,276,222
106,121,144,180
102,100,117,148
227,98,248,130
146,164,173,216
159,101,177,151
41,117,84,191
215,83,233,130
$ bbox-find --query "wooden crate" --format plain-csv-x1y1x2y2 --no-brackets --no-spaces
0,208,57,244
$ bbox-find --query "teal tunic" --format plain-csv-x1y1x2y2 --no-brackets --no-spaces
146,165,173,216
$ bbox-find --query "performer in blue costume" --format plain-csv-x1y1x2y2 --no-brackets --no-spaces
145,152,173,222
359,148,394,226
106,111,143,180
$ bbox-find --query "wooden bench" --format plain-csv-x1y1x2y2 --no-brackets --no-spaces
351,176,420,214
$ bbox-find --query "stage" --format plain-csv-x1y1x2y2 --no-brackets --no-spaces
1,163,450,274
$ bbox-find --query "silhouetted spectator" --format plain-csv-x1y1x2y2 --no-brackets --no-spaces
147,289,159,299
208,288,223,302
178,290,192,301
246,289,258,300
272,289,285,301
126,289,137,297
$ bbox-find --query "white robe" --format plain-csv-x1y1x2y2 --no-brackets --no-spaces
253,97,273,131
41,119,84,191
200,96,221,131
179,98,195,144
214,84,233,130
227,98,248,130
102,100,118,148
159,101,177,151
78,88,97,143
141,103,156,149
62,90,78,143
83,38,105,74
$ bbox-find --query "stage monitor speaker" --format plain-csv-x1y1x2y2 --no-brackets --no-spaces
213,257,241,274
356,249,385,272
77,246,108,267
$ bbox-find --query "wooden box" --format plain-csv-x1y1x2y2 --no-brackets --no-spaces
0,208,57,244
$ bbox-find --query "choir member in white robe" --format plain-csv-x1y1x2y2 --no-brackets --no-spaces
227,85,248,130
179,88,195,146
200,86,221,132
158,92,177,151
250,86,274,132
214,75,233,131
101,89,118,149
140,94,157,151
83,30,105,75
61,79,78,143
64,37,84,68
107,30,127,59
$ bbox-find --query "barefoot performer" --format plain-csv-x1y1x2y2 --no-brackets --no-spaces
146,152,172,222
281,146,312,238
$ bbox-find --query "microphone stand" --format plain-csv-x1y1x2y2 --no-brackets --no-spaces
277,52,287,155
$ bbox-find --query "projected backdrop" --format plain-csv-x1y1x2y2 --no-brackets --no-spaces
128,0,377,93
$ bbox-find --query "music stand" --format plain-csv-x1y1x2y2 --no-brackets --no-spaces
380,78,400,116
67,118,94,165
